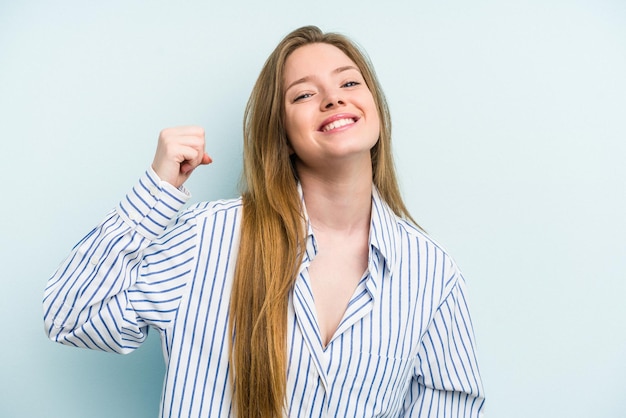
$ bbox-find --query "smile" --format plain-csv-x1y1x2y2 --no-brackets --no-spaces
320,118,357,132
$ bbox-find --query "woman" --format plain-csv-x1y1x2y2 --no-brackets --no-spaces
44,26,485,417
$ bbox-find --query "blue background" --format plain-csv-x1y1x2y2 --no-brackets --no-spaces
1,0,625,416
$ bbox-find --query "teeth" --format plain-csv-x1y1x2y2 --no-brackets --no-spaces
322,118,355,132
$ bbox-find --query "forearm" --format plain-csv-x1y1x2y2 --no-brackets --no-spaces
43,168,190,353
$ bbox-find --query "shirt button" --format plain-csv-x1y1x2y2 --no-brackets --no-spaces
128,211,139,221
90,256,99,265
149,186,159,197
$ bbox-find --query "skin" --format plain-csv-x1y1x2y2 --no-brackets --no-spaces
151,125,212,189
283,43,380,346
152,43,381,347
283,43,380,178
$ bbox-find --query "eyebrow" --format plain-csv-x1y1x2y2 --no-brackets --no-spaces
285,65,360,92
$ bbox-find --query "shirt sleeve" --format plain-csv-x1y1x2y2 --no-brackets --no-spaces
42,168,195,354
402,272,486,417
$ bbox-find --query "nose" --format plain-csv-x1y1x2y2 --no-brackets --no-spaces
323,94,345,110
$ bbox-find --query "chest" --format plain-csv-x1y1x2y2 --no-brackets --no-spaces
165,259,428,417
284,255,429,416
307,240,369,346
163,221,446,416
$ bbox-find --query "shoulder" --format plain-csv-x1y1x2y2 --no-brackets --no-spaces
372,193,462,279
393,216,465,298
186,197,243,217
398,218,448,253
152,197,243,243
398,218,461,269
371,188,451,260
175,197,243,227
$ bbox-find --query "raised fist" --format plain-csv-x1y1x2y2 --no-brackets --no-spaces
151,126,212,188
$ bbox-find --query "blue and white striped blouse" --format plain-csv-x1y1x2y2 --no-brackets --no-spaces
43,168,485,417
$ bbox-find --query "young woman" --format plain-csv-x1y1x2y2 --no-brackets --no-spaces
44,26,485,417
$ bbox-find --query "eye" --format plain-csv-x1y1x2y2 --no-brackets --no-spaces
342,81,361,88
293,92,313,102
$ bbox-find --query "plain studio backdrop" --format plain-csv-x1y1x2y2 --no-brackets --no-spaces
1,1,624,417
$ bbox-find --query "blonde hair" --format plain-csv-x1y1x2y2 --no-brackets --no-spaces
229,25,415,417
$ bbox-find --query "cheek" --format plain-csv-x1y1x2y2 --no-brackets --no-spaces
283,109,299,154
284,107,311,144
368,102,381,136
283,108,299,139
362,93,380,126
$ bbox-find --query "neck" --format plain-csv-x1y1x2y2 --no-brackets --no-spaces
297,160,373,233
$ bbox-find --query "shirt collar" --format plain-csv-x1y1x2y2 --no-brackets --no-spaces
369,186,400,275
297,183,400,274
297,183,318,262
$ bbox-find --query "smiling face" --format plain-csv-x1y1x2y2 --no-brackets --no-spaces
283,43,380,173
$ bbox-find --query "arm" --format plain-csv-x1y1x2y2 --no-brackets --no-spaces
43,169,192,352
43,126,211,353
403,274,486,417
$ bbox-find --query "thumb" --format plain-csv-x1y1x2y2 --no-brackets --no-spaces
200,153,213,165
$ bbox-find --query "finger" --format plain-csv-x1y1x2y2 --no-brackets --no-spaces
201,153,213,165
175,147,207,173
178,153,211,177
180,160,195,175
161,125,205,139
164,135,206,160
153,126,207,187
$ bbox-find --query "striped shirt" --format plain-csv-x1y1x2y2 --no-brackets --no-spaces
43,168,485,417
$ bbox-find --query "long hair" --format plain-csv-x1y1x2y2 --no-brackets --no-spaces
229,25,415,417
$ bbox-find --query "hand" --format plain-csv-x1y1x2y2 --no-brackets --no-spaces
151,126,213,188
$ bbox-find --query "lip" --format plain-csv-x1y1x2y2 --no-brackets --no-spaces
318,113,360,132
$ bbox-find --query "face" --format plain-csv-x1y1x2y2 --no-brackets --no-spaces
283,43,380,171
